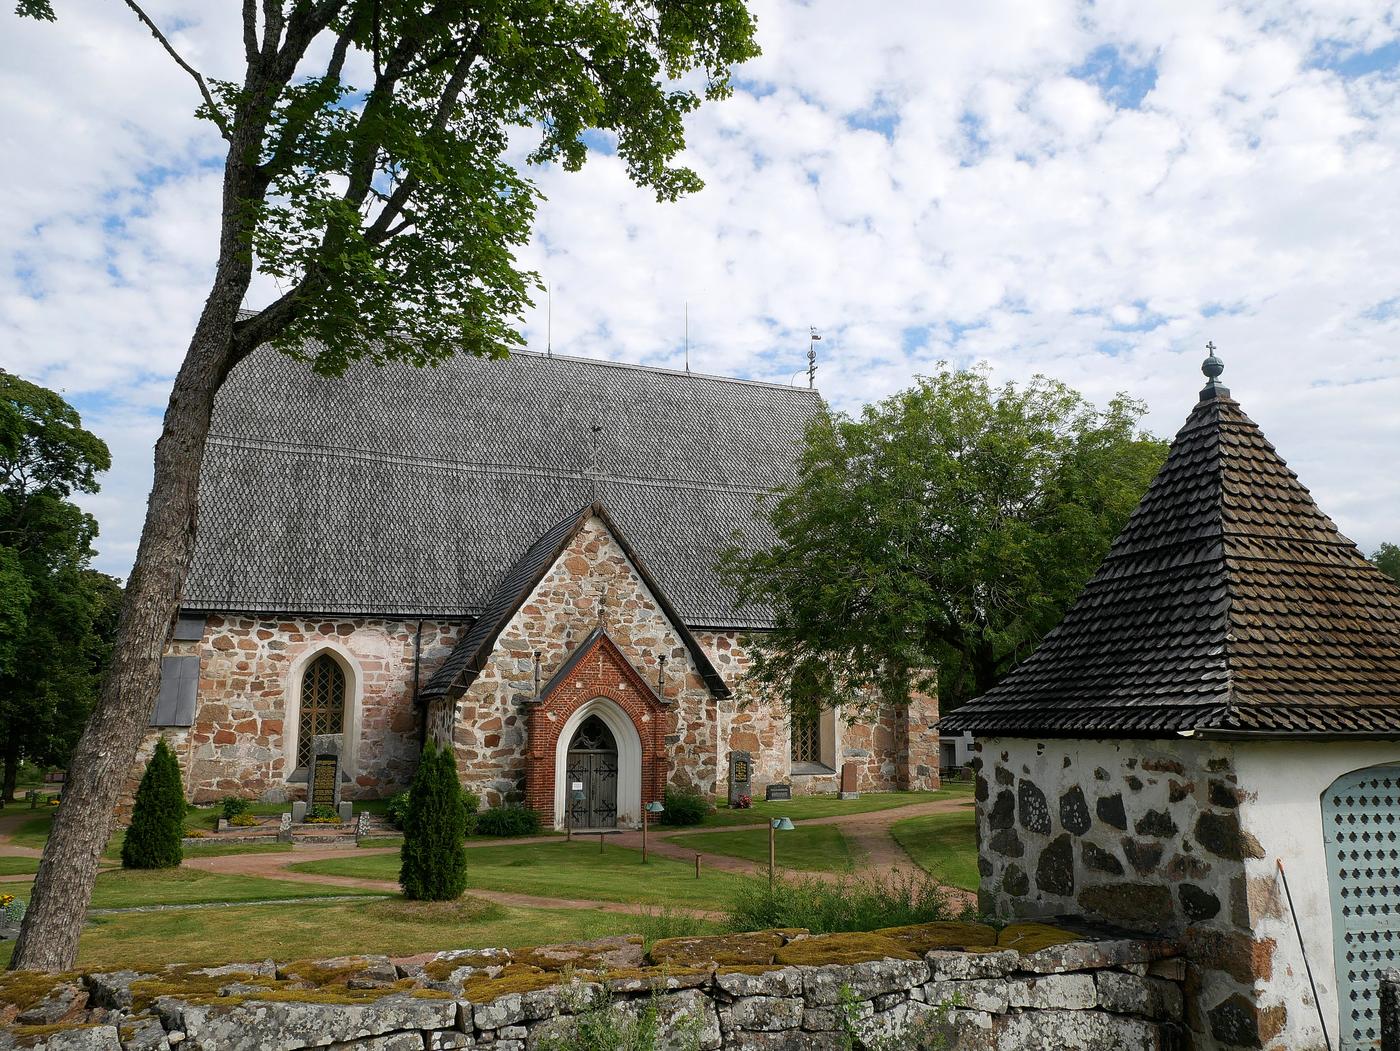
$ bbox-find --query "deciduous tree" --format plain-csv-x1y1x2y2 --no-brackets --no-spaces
1372,543,1400,586
0,372,119,801
11,0,759,969
723,366,1168,717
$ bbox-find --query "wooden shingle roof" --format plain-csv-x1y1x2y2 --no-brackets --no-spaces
181,343,820,628
942,368,1400,738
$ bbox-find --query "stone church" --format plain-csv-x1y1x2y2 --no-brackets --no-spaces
146,343,939,827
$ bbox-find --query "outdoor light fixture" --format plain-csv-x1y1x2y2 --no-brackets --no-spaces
642,800,665,863
769,816,795,887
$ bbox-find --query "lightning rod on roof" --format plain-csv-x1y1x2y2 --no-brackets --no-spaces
546,282,552,358
685,302,690,374
808,327,821,389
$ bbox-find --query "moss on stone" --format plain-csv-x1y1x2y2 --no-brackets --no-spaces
422,950,511,982
11,1023,101,1048
513,937,642,973
873,921,998,954
0,971,78,1013
649,930,787,968
772,932,918,966
996,922,1080,953
460,965,562,1001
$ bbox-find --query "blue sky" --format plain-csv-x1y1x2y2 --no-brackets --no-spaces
3,0,1400,576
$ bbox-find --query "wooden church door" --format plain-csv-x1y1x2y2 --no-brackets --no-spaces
1323,763,1400,1049
566,715,619,829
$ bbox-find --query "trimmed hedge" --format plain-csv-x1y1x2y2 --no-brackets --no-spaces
122,738,185,869
659,787,711,826
476,805,541,837
399,742,468,900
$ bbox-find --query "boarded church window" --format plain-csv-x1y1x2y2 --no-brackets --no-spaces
791,713,821,765
298,654,346,772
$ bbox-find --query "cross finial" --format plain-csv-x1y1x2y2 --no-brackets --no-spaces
1200,341,1228,399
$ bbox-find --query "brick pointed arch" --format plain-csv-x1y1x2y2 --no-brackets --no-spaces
524,628,671,828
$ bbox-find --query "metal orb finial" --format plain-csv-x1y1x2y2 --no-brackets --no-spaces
1202,341,1225,384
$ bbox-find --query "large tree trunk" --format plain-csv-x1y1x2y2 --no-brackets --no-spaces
9,295,247,971
2,740,19,804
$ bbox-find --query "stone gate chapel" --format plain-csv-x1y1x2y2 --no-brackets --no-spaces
142,342,938,827
944,353,1400,1051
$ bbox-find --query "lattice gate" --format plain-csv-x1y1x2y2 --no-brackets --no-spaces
1323,764,1400,1050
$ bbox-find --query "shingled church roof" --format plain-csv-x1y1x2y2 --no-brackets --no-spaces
181,343,820,628
942,354,1400,738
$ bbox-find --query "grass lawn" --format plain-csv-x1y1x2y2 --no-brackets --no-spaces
3,813,58,850
671,825,856,873
889,809,979,891
692,786,972,828
84,867,385,910
0,856,39,876
292,840,757,911
0,896,687,971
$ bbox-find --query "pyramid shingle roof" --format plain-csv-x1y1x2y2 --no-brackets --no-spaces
942,371,1400,737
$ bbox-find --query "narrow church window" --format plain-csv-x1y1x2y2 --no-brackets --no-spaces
298,653,346,771
791,713,821,765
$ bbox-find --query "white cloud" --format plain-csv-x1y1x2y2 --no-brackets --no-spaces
3,0,1400,576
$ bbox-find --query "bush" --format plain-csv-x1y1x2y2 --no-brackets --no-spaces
220,796,251,821
475,804,541,837
229,812,260,827
122,738,186,869
399,741,468,900
305,804,341,824
727,871,952,935
462,788,480,837
659,787,711,826
385,791,412,830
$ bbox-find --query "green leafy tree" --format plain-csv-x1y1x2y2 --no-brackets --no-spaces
400,741,468,901
724,366,1168,717
0,372,118,801
1372,543,1400,586
12,0,758,970
120,738,185,870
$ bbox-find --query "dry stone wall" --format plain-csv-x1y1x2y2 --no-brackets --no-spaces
1,924,1185,1051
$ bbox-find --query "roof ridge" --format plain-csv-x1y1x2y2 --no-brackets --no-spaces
506,346,825,395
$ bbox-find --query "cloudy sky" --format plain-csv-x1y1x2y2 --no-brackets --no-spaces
3,0,1399,578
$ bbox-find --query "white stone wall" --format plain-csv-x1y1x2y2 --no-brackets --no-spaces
1233,740,1400,1051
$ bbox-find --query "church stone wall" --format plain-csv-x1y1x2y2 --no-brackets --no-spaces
975,735,1332,1050
141,616,464,804
441,516,718,807
703,633,940,798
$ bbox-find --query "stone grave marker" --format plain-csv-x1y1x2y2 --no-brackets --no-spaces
765,783,792,801
727,750,752,806
839,761,860,800
310,734,343,810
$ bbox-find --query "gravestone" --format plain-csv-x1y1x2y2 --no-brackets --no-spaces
766,783,792,802
727,751,752,806
310,734,343,810
839,761,860,800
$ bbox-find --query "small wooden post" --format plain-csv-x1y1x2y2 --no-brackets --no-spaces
642,806,649,864
599,831,605,854
768,821,776,889
695,853,701,879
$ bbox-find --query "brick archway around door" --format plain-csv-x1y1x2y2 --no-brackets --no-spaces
524,631,672,829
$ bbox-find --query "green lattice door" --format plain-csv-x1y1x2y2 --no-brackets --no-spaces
1323,763,1400,1049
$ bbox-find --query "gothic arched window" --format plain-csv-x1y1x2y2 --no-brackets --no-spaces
297,653,346,771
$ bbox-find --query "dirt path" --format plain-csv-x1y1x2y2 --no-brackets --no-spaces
0,810,46,858
187,796,977,911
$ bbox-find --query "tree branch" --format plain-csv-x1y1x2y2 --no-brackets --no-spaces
242,0,258,65
119,0,231,142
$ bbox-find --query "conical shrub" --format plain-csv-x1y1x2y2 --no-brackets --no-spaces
121,737,185,869
399,740,468,900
